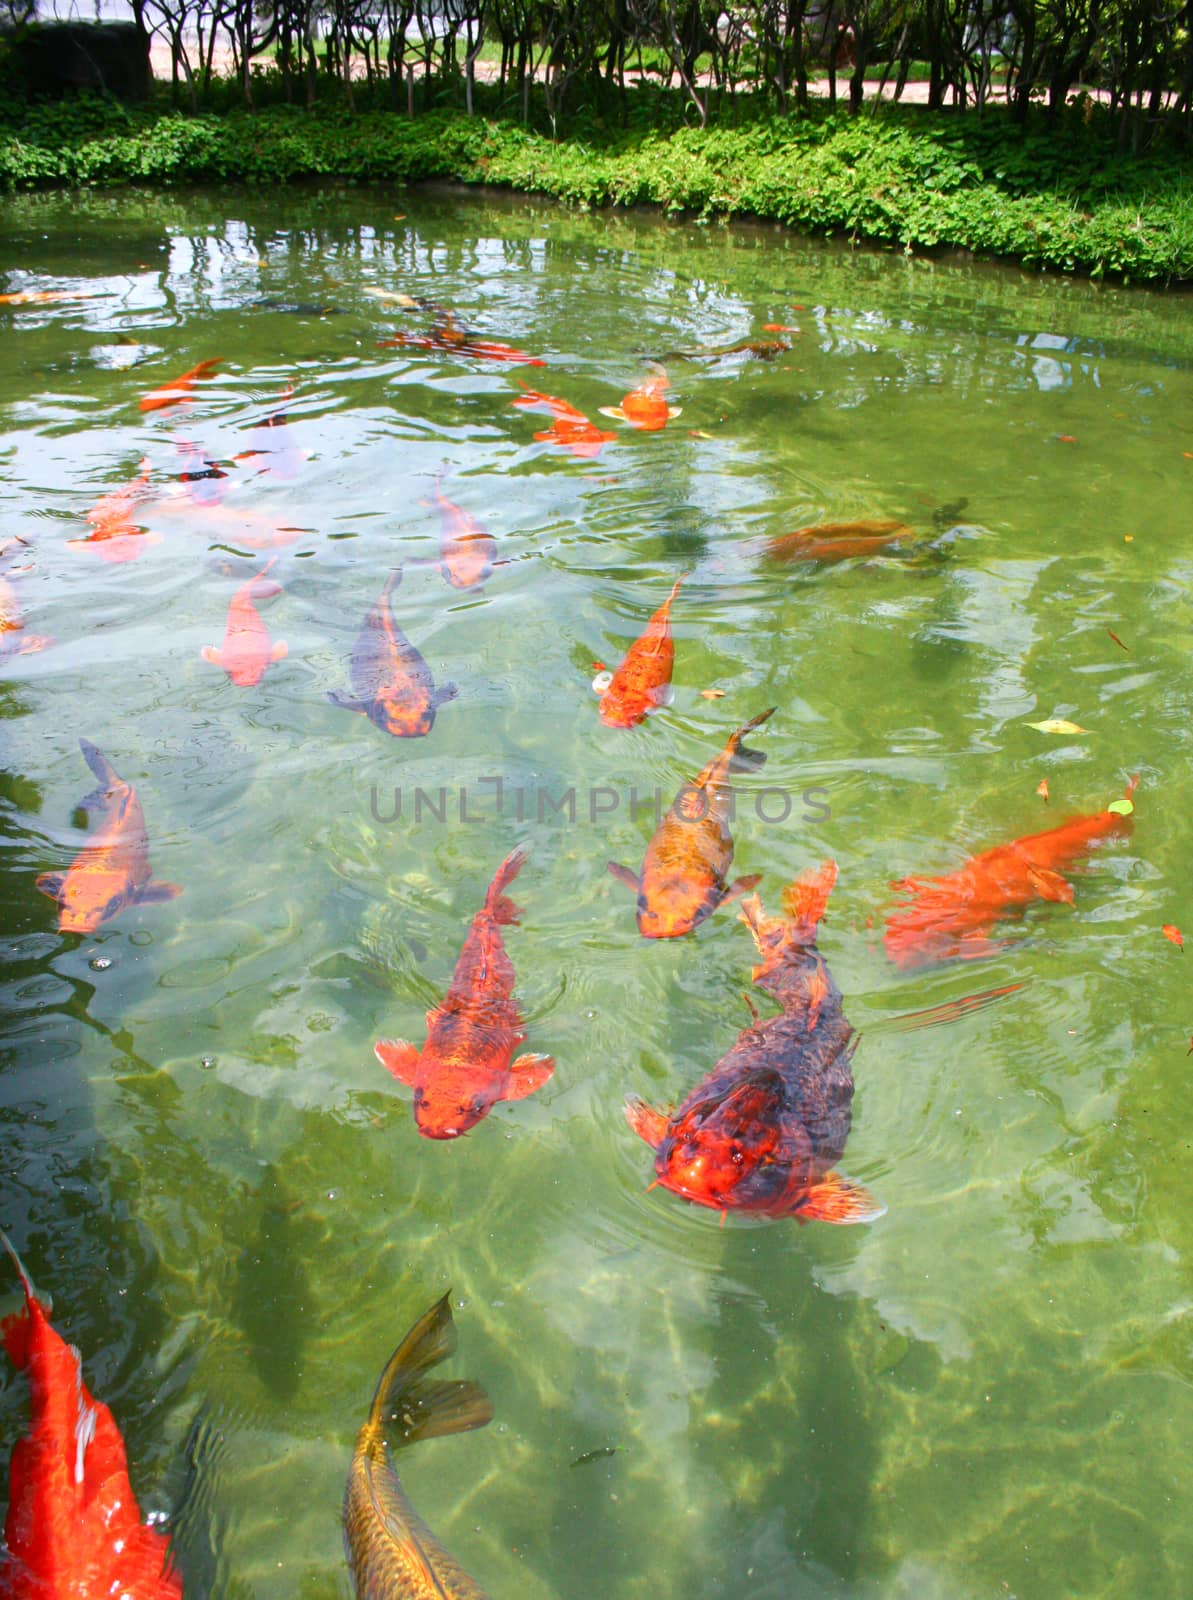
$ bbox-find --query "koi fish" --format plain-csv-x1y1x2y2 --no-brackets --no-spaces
378,306,545,367
68,458,160,564
375,848,554,1139
174,437,230,505
201,557,288,687
0,539,50,658
884,777,1139,970
139,356,225,413
429,480,495,589
0,289,97,306
597,574,686,729
667,339,790,361
599,366,681,432
766,519,916,564
233,382,305,480
329,568,458,738
608,707,775,938
35,739,182,935
343,1292,493,1600
511,385,616,459
153,491,311,551
0,1230,183,1599
626,862,883,1224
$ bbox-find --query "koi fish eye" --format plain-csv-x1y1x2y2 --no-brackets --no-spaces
592,670,613,694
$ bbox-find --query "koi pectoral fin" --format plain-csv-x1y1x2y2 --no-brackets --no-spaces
1026,865,1075,904
624,1096,669,1149
138,881,183,903
200,645,224,667
505,1053,555,1101
35,872,65,902
607,862,641,894
721,873,763,907
327,689,366,713
795,1171,886,1225
270,640,289,664
375,1039,420,1085
433,682,459,708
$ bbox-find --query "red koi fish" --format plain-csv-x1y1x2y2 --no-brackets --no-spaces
328,568,458,738
0,539,51,658
599,367,681,432
511,385,616,459
884,777,1139,970
379,307,545,367
375,849,554,1139
35,740,182,936
626,863,884,1224
174,437,230,506
766,519,916,564
429,480,495,589
597,573,686,729
139,357,225,413
0,1231,182,1599
608,707,775,938
68,458,160,564
201,558,287,687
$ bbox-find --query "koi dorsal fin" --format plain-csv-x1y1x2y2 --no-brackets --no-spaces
781,859,839,936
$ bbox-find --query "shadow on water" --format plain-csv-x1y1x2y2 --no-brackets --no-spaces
227,1162,320,1404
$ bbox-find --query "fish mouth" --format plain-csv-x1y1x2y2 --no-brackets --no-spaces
637,914,689,940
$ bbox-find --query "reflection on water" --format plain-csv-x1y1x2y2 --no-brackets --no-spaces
0,184,1190,1599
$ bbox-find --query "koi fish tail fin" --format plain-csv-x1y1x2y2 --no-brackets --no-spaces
195,358,226,381
78,737,120,793
781,859,839,939
0,1228,50,1367
367,1293,493,1449
726,706,777,774
485,847,528,926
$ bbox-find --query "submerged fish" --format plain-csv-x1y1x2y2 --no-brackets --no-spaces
139,357,225,413
0,1230,183,1598
429,480,496,589
626,862,883,1224
329,568,458,738
0,539,51,658
233,382,306,480
608,707,774,938
201,557,288,687
599,367,681,432
343,1292,493,1600
597,573,686,729
884,777,1139,970
511,385,616,459
36,739,182,935
68,457,160,564
666,339,791,361
0,289,98,307
376,848,554,1140
379,305,545,368
766,519,916,564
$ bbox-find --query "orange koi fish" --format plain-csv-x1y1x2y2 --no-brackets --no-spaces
627,862,884,1224
36,740,182,935
429,480,496,589
376,849,554,1140
511,385,616,459
0,1231,183,1599
343,1293,493,1599
0,540,51,658
667,338,790,361
67,458,160,564
328,568,458,738
608,707,775,938
766,519,916,564
597,573,686,729
201,558,288,687
174,437,230,505
599,366,681,432
0,289,98,306
884,777,1139,970
139,356,225,413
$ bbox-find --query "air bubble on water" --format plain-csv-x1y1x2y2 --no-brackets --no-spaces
200,1056,216,1070
89,957,111,972
327,1189,339,1201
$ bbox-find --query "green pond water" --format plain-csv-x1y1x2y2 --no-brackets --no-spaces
1,183,1191,1600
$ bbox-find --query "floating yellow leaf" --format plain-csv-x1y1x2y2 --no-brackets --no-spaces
1107,798,1134,816
1027,719,1088,735
700,688,726,699
688,429,714,439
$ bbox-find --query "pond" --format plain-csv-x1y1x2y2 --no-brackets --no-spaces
1,182,1191,1599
